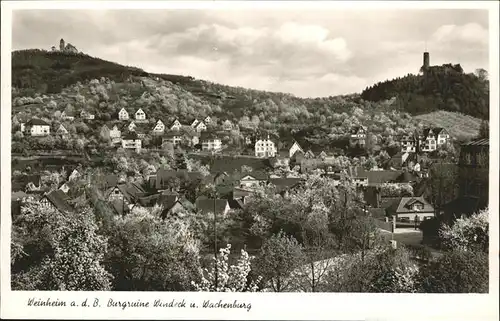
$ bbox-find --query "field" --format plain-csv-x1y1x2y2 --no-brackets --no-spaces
415,111,482,141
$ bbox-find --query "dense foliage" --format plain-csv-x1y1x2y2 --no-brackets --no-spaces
361,65,489,120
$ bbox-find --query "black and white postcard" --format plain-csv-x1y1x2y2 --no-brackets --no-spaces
1,1,498,320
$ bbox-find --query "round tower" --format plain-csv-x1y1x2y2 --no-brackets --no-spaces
59,38,65,51
423,52,430,69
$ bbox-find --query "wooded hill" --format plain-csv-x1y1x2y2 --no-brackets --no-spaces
361,64,489,120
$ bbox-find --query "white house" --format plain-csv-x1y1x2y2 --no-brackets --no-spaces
170,119,182,131
128,121,137,131
194,121,207,133
80,110,95,120
122,132,142,151
191,119,200,128
61,111,75,121
110,125,121,141
204,116,212,124
201,133,222,152
401,134,417,153
118,108,129,120
289,141,304,158
255,136,277,158
153,119,166,134
55,124,69,137
222,120,233,131
419,128,450,152
25,119,50,136
163,133,182,147
135,108,146,121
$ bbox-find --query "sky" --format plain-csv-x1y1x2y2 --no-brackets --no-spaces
12,8,489,98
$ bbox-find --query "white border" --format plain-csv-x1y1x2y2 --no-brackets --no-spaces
1,1,499,320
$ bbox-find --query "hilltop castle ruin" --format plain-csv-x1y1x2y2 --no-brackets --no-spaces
50,38,78,54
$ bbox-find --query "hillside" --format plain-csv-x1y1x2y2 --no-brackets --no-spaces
361,64,489,120
11,49,485,155
414,111,482,141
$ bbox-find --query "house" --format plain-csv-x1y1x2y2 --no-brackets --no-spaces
232,187,255,204
39,190,73,214
349,126,367,147
168,119,182,131
100,125,111,140
157,194,195,219
388,197,435,222
153,119,166,134
24,118,50,136
118,108,129,120
288,141,304,158
304,150,315,159
418,128,450,152
127,121,137,132
131,123,150,139
195,198,230,217
110,125,121,141
55,124,69,137
194,121,207,133
238,171,269,188
255,135,277,158
400,134,417,153
190,119,200,128
204,116,212,124
222,120,233,131
121,131,142,151
350,167,403,187
201,131,222,152
268,177,304,195
68,169,80,181
80,110,95,120
61,110,75,121
163,131,183,147
105,182,146,209
135,108,147,121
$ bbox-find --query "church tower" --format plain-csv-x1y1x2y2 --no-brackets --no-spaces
59,38,65,51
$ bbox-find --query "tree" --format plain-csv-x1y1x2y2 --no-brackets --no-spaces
174,149,187,170
192,244,261,292
254,231,305,292
105,208,202,291
11,198,112,290
478,120,489,138
427,162,459,216
322,247,418,293
439,208,488,253
416,250,488,293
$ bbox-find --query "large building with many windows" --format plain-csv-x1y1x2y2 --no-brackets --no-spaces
255,135,277,158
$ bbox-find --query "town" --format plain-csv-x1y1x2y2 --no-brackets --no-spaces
10,40,490,293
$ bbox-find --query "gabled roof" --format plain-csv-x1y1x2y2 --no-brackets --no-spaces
395,196,434,214
137,193,161,207
227,198,244,210
43,190,73,213
200,131,220,140
106,182,145,203
350,125,366,134
238,171,269,181
26,118,50,126
195,198,229,215
268,177,304,193
352,167,403,184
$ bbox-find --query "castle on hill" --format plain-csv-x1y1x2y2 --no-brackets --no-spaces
51,38,78,54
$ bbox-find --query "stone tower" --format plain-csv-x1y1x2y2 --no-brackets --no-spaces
423,52,430,70
60,38,65,51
